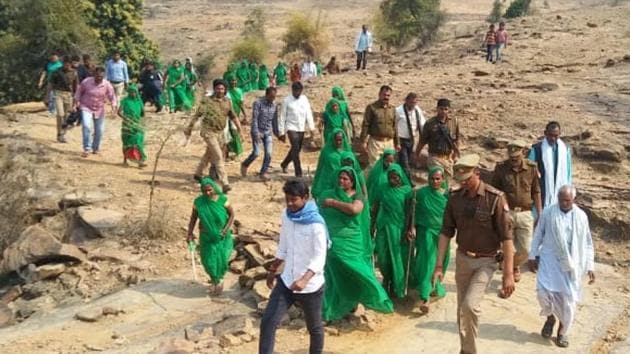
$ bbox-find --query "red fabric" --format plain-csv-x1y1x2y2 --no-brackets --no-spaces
124,147,142,161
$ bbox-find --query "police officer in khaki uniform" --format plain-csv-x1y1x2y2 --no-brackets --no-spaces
433,154,515,354
491,140,542,282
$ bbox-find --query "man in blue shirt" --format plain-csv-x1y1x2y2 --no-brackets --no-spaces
105,50,129,99
241,87,278,181
354,25,373,70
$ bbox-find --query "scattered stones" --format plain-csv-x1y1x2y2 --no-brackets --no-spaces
75,308,103,322
482,136,510,150
586,22,598,28
229,259,247,274
518,83,559,92
213,315,254,337
154,338,195,354
1,286,22,304
219,333,241,348
29,264,67,282
324,327,340,336
84,344,106,352
185,322,214,343
243,244,267,266
77,207,124,236
576,145,623,162
472,70,490,77
102,306,124,316
253,280,272,301
257,300,268,314
604,59,615,68
0,303,14,327
60,191,113,208
0,225,86,276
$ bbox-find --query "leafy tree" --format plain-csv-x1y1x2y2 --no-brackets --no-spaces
374,0,444,48
281,11,329,58
86,0,159,72
488,0,503,23
232,8,270,63
504,0,531,18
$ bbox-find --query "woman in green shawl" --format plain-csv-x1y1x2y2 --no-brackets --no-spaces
226,75,246,122
236,60,250,93
322,99,353,142
311,128,351,199
164,60,192,113
117,84,147,167
371,164,413,299
184,58,198,105
257,64,270,90
408,166,449,313
248,62,259,91
319,167,394,321
331,86,354,139
223,62,237,82
340,151,372,262
186,177,235,295
273,61,288,86
366,149,408,204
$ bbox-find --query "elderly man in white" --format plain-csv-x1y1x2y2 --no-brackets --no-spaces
528,185,595,349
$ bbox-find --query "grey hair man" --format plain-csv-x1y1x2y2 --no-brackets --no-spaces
528,185,595,348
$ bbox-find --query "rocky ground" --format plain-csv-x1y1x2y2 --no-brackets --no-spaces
0,0,629,353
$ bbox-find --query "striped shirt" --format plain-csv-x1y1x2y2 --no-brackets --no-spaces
485,31,496,45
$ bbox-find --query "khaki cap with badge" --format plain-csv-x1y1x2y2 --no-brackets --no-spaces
453,153,480,182
507,139,528,157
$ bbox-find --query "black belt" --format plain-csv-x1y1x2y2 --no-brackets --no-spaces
110,81,123,84
462,250,497,258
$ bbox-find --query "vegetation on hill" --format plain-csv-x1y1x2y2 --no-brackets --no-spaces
373,0,444,49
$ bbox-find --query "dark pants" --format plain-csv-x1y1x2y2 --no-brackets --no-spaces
398,137,414,179
259,278,324,354
486,45,495,62
281,130,305,177
356,50,367,70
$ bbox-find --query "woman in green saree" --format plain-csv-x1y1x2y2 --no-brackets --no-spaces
226,75,246,123
408,166,449,313
372,164,413,299
248,62,259,91
236,60,250,93
322,99,352,142
330,86,354,139
319,167,394,321
273,61,288,86
184,58,198,105
366,148,408,204
164,60,192,113
117,84,147,167
340,151,372,262
257,64,270,90
186,177,235,295
311,128,351,199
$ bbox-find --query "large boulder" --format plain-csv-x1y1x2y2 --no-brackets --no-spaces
0,225,86,276
77,207,124,236
60,191,113,208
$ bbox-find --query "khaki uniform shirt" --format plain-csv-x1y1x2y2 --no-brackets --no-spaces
420,116,459,155
188,96,235,134
441,181,513,254
360,100,397,143
491,159,541,210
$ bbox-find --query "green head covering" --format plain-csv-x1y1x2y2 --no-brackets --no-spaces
427,165,448,191
331,86,347,102
335,166,363,198
324,98,343,115
386,164,410,188
199,177,223,195
367,150,405,204
126,83,140,97
312,128,351,199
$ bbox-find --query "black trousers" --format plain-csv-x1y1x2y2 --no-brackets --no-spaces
281,130,305,177
398,138,414,179
356,50,367,70
259,278,324,354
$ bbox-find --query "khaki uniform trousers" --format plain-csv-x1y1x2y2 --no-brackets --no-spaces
455,251,497,354
196,130,228,186
427,153,453,178
367,137,394,167
509,210,534,268
54,90,73,137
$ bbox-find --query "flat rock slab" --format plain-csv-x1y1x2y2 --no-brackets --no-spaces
61,191,113,208
77,207,124,235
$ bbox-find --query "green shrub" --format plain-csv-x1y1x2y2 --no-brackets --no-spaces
488,0,503,23
242,7,267,40
195,53,216,83
374,0,444,49
281,11,329,58
504,0,531,18
231,37,269,64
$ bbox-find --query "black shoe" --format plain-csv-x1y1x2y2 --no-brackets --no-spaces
556,334,569,348
541,317,556,339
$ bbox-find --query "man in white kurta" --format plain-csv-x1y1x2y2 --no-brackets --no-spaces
528,185,595,348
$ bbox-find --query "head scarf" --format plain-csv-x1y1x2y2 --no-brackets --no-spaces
415,166,448,229
332,86,347,102
428,165,448,192
367,148,402,204
120,83,144,120
199,177,223,195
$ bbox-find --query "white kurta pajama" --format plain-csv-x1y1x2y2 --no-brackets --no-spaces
529,204,594,336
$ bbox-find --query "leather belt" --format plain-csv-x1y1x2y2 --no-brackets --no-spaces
512,207,530,212
463,250,498,258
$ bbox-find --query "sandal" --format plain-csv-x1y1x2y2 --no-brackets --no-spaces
81,152,89,158
556,334,569,348
419,301,430,314
541,316,556,339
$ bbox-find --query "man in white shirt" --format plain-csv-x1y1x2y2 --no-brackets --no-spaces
395,92,426,179
301,57,317,81
278,81,315,177
259,179,328,354
354,24,373,70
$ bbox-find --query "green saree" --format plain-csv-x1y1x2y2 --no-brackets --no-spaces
274,62,288,86
340,151,372,262
320,167,393,321
236,61,250,93
166,63,192,112
374,164,412,298
312,128,351,199
257,64,270,90
248,63,258,91
322,98,352,141
120,84,146,162
411,167,450,301
194,178,234,285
